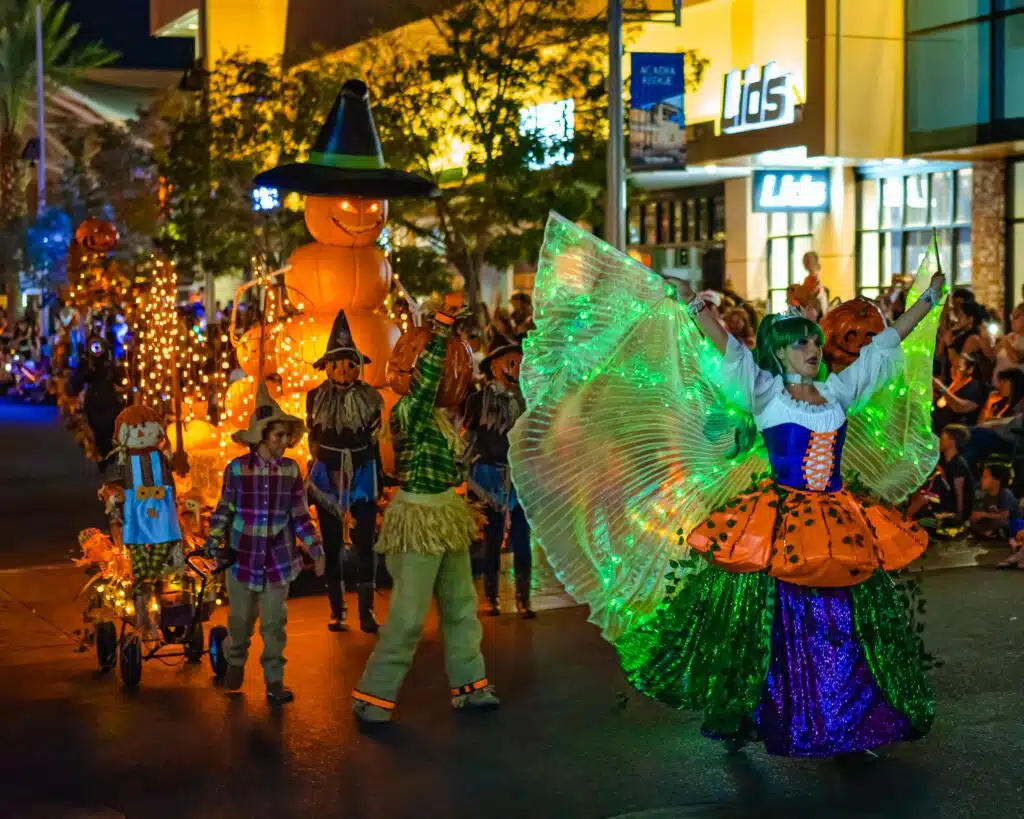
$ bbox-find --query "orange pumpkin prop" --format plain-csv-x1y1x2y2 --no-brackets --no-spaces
821,297,886,374
387,328,473,408
75,218,119,253
285,242,390,314
235,326,279,378
304,196,388,247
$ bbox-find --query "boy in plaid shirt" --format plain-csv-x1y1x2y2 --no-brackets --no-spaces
206,383,325,703
352,309,498,723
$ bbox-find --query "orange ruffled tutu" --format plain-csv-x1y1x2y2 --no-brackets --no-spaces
687,482,927,588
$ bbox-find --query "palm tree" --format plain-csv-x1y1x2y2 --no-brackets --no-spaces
0,0,115,314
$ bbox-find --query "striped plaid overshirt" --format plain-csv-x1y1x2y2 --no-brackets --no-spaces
208,452,323,590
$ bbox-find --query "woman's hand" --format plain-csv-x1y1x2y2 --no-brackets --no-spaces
929,272,946,297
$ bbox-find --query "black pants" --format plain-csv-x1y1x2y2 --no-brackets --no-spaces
482,503,531,584
317,501,378,618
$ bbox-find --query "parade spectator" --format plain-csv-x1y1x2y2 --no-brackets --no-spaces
933,353,988,432
993,303,1024,385
508,292,535,341
960,370,1024,469
938,291,993,382
723,307,755,349
205,383,325,704
970,463,1020,539
914,424,974,525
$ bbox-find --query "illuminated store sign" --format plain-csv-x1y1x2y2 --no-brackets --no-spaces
752,169,831,213
721,62,795,134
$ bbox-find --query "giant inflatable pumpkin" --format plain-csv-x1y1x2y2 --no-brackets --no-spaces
304,196,388,247
285,241,390,315
821,297,886,374
386,327,473,408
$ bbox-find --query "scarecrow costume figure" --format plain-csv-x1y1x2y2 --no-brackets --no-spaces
510,215,947,758
464,332,535,618
306,309,385,634
110,405,182,586
352,310,498,724
205,382,325,704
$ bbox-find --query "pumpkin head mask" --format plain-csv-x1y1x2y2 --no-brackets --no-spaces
386,327,473,408
75,218,119,253
480,332,524,385
821,297,886,374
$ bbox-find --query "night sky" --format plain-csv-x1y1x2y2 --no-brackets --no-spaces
66,0,194,70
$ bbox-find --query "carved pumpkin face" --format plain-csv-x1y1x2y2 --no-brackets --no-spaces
489,350,523,385
386,328,473,408
821,298,886,374
75,218,119,253
304,196,388,247
325,357,361,384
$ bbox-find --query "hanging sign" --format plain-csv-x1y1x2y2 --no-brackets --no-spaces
720,61,795,134
630,52,686,170
752,169,831,213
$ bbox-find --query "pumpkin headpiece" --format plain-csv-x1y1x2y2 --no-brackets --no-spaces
253,79,436,199
387,327,473,408
820,297,886,374
479,331,523,379
313,309,370,369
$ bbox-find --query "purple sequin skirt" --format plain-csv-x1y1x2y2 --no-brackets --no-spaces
757,581,912,757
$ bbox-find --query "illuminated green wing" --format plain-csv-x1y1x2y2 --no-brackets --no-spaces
510,214,767,641
842,239,945,503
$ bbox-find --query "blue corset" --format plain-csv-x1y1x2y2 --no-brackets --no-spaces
760,422,847,493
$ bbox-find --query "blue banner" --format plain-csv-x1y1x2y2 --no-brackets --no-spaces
630,52,686,170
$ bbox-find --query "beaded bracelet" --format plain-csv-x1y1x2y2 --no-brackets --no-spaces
687,296,707,317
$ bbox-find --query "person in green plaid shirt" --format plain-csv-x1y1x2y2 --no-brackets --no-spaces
353,310,499,724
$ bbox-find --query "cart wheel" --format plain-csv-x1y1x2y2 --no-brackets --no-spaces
185,622,205,662
208,625,228,678
96,621,118,671
120,634,142,688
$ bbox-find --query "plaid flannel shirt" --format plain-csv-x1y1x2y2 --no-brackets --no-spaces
208,452,323,590
390,324,465,494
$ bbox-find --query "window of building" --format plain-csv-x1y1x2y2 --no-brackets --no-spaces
628,189,725,247
766,213,823,313
906,3,1024,152
1008,159,1024,308
856,167,973,299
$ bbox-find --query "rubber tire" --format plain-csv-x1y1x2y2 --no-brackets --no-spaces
184,622,204,663
120,634,142,688
96,621,117,671
208,625,228,679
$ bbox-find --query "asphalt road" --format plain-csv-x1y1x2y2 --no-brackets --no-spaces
0,399,1023,819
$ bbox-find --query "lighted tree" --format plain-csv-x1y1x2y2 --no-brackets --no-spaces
0,0,115,313
356,0,707,311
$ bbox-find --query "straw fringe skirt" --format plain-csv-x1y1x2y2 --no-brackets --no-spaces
376,488,480,556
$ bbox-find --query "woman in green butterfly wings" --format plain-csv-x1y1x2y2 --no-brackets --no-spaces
509,213,945,757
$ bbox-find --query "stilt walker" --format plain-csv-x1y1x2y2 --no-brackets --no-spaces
352,308,498,724
306,309,385,634
465,332,534,618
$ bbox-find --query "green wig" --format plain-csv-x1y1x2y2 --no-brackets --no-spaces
754,313,828,381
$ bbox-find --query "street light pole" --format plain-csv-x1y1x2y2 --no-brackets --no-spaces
197,0,215,319
34,2,45,215
605,0,626,251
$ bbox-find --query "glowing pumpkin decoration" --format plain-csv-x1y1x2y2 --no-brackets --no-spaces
167,419,218,452
285,242,390,315
821,297,886,374
386,328,473,408
75,218,120,253
223,376,283,427
304,196,388,248
235,326,279,378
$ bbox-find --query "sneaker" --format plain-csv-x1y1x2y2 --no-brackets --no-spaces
328,618,349,632
266,682,294,704
353,700,393,724
452,684,500,711
224,663,244,691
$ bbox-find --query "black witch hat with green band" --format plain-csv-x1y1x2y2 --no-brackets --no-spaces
253,79,437,199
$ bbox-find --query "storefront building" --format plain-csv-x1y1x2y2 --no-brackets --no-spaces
627,0,1024,317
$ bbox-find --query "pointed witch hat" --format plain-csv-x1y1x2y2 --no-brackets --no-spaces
253,79,436,199
231,381,306,447
479,331,523,378
313,309,370,369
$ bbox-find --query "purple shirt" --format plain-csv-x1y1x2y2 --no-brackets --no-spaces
209,452,323,590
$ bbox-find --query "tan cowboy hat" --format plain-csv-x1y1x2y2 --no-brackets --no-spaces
231,381,306,447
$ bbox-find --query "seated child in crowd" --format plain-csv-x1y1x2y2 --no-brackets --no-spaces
920,425,974,524
970,463,1021,539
